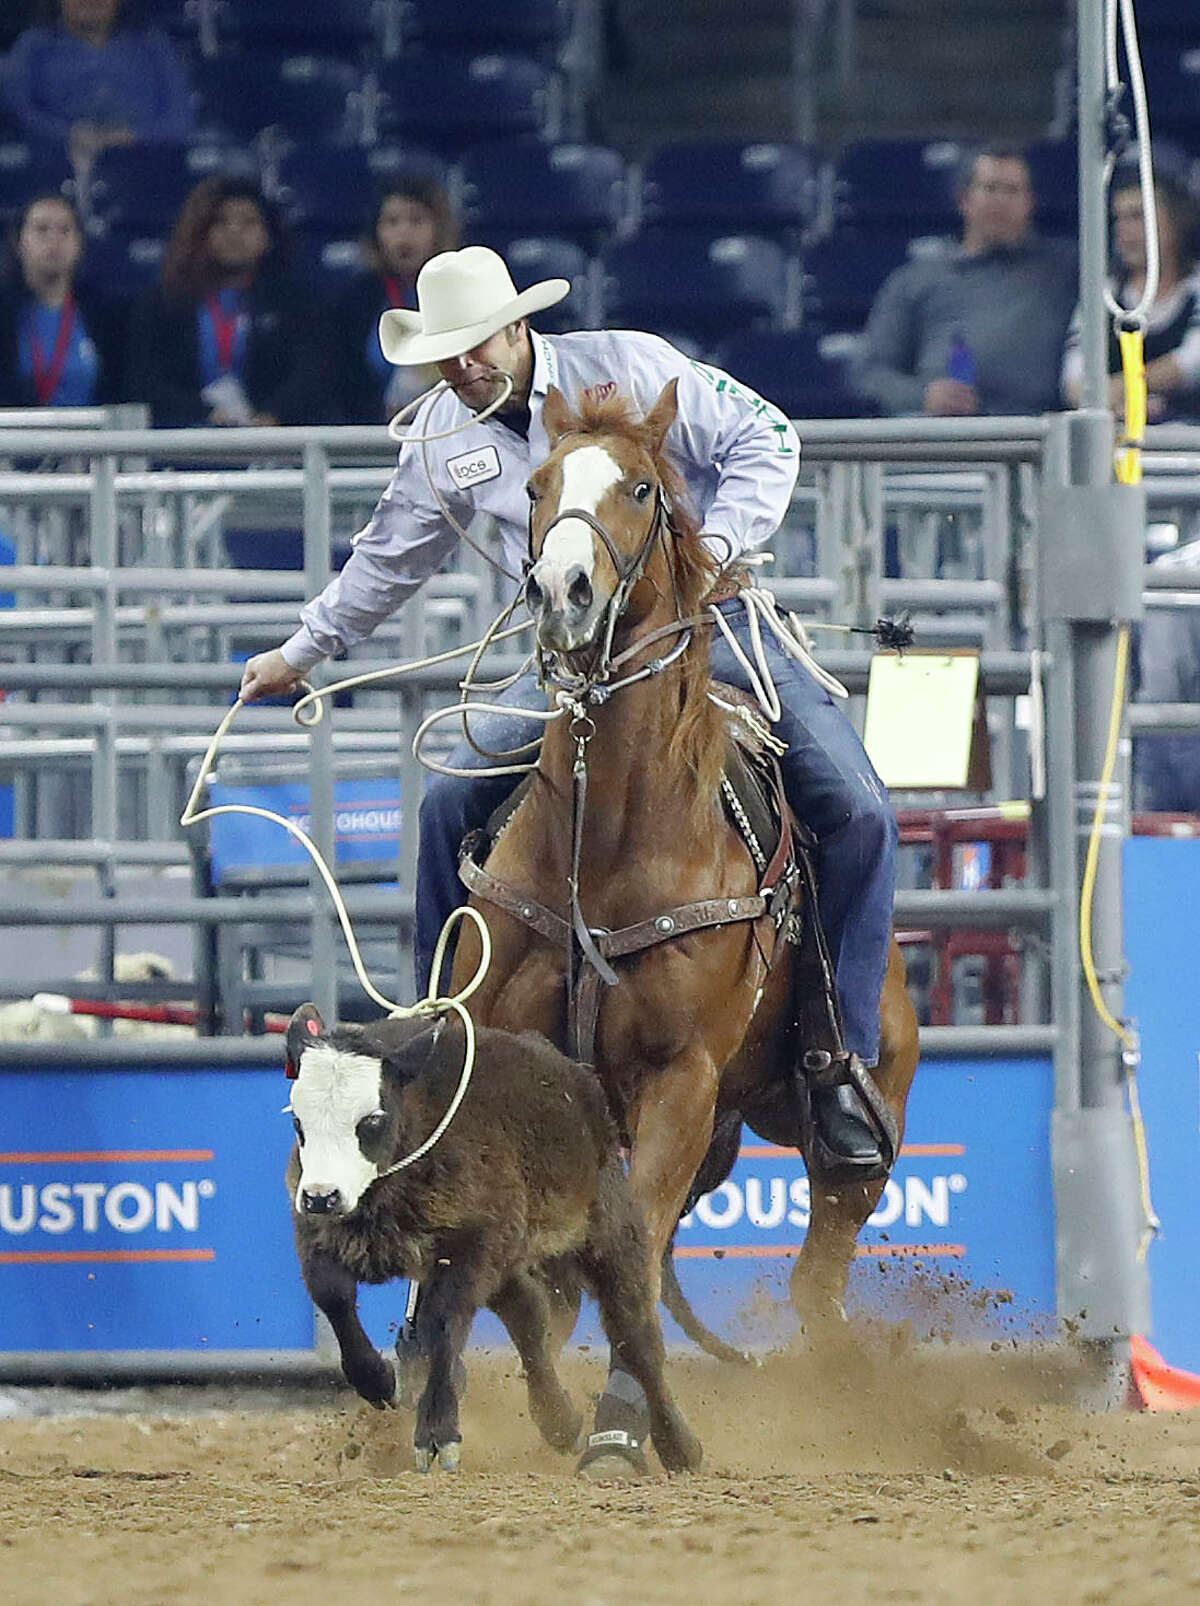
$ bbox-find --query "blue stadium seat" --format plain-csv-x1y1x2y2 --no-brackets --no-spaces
640,140,819,242
82,231,167,300
211,0,378,57
0,141,74,225
458,139,626,249
601,230,790,344
400,0,573,55
834,138,964,232
801,230,915,332
375,54,554,156
714,329,874,420
1024,139,1078,235
86,143,256,233
1142,47,1200,137
193,54,364,145
497,236,592,332
294,233,367,296
273,143,443,234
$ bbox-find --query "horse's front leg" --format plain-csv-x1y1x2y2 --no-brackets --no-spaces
583,1046,718,1477
791,942,920,1335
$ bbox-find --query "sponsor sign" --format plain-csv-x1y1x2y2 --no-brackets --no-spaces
206,776,402,882
0,1055,1056,1357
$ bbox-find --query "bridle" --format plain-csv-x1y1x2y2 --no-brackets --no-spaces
524,459,678,696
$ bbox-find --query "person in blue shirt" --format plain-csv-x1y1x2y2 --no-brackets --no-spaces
0,191,122,407
337,174,460,423
4,0,193,169
126,176,333,428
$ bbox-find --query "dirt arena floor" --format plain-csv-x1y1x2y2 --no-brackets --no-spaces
3,1328,1199,1606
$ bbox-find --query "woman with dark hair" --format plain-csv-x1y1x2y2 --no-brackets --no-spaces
0,191,122,407
1062,170,1200,423
338,173,460,423
127,176,333,428
4,0,192,169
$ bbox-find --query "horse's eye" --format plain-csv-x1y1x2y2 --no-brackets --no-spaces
292,1115,305,1145
526,482,538,502
632,480,652,502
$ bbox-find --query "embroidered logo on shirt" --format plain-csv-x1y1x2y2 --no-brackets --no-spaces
584,381,617,403
446,444,502,488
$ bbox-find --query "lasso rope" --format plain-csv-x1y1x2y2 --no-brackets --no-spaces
181,694,496,1171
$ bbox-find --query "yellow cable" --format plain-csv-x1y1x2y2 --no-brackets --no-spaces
1077,332,1161,1259
1115,327,1147,486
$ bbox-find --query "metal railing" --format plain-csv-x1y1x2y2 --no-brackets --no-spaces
0,414,1196,1056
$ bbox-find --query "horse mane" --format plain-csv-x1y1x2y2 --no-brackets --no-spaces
556,390,727,816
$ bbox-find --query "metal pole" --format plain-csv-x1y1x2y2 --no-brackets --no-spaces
1042,0,1152,1396
303,443,338,1026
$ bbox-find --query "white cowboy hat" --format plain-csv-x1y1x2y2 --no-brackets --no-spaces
378,245,570,367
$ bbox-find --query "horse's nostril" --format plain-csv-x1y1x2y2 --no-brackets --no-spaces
566,568,593,612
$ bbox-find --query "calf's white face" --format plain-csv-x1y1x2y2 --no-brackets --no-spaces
287,1043,389,1214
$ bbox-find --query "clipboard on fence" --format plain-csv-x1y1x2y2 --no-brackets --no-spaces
863,649,990,791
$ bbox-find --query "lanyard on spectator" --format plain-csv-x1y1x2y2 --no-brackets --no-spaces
383,274,411,309
31,295,75,406
206,293,242,373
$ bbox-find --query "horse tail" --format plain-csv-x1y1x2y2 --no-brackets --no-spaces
660,1240,755,1367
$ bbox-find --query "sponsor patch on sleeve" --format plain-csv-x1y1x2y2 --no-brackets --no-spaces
445,444,502,488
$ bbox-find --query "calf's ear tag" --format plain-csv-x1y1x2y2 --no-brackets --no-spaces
286,1014,323,1078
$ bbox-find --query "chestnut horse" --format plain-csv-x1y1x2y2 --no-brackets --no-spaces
452,380,919,1469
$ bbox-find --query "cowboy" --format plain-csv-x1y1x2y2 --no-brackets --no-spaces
241,246,899,1174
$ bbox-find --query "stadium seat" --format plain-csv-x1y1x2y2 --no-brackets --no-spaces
640,140,819,242
801,230,916,332
193,54,364,146
82,231,167,300
499,236,593,332
601,230,791,344
210,0,378,57
458,139,627,250
273,143,445,235
1141,47,1200,138
1024,139,1078,235
375,54,555,156
400,0,573,55
834,138,964,233
0,142,74,225
87,143,256,234
293,234,367,296
714,329,875,420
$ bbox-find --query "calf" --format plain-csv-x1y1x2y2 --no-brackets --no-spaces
285,1002,702,1475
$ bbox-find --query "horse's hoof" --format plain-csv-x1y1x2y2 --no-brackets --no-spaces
414,1445,434,1474
438,1441,462,1473
575,1429,649,1482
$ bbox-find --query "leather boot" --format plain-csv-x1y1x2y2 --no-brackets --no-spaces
805,1053,892,1184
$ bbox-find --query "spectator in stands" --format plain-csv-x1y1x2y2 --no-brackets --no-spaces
338,173,460,424
855,145,1077,416
0,191,122,407
1062,171,1200,424
3,0,193,170
126,176,333,428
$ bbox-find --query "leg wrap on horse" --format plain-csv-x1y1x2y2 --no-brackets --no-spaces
577,1367,651,1477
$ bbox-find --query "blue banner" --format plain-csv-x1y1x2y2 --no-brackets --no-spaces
1124,836,1200,1374
0,1054,1056,1356
206,777,402,883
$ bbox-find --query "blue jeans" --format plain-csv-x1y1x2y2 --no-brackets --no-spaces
416,600,898,1063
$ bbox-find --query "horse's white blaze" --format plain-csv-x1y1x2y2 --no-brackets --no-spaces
538,444,623,596
289,1044,384,1211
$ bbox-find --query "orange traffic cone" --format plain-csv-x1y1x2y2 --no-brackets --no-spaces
1130,1334,1200,1411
